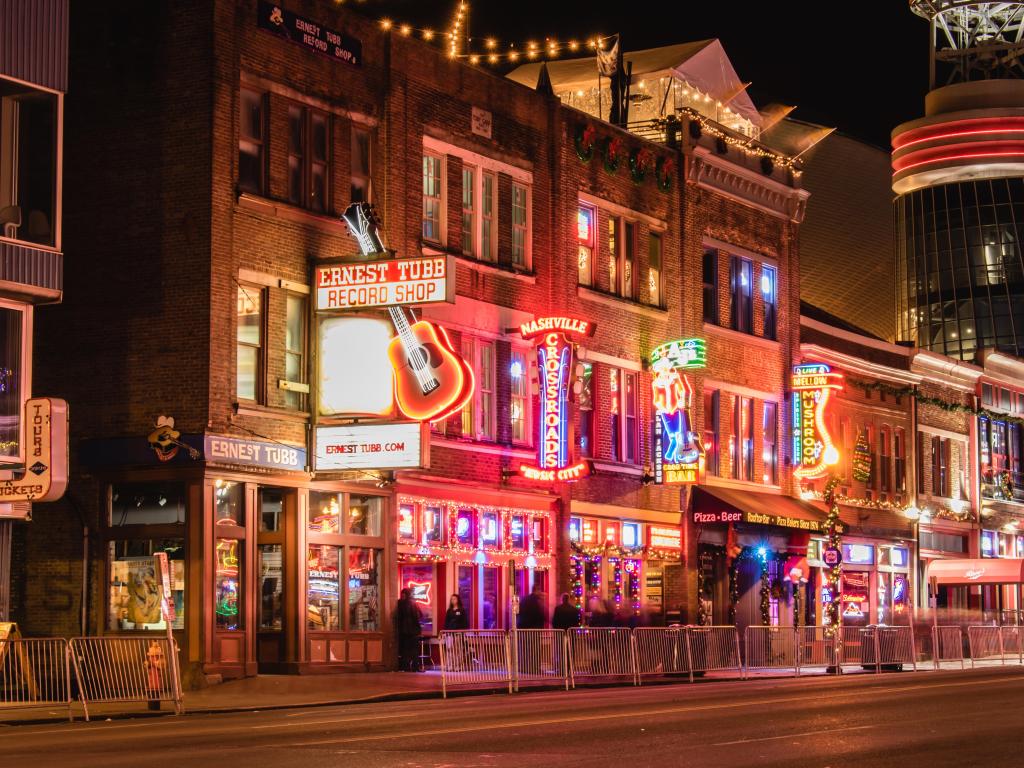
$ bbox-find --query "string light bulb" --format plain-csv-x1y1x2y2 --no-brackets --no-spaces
380,18,392,30
399,23,412,36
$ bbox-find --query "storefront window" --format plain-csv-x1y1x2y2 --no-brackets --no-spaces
982,530,997,557
458,564,474,625
482,567,499,629
308,544,340,630
842,543,875,566
309,491,342,534
400,563,435,635
259,488,284,532
531,517,546,551
455,509,476,546
398,503,416,543
569,516,581,543
0,307,22,459
258,544,283,630
347,548,381,631
510,515,526,550
348,495,382,536
840,571,870,627
481,511,500,546
622,522,640,549
110,483,186,526
215,538,242,630
214,480,244,526
108,539,185,631
423,506,443,543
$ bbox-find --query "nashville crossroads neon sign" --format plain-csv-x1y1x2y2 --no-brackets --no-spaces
791,363,843,480
518,317,594,483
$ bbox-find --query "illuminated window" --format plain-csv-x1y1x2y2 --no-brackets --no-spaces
732,395,754,481
108,538,185,632
238,89,265,195
894,428,906,493
422,154,443,243
284,294,307,410
729,256,753,334
879,426,892,492
215,538,242,630
704,389,720,476
607,216,636,299
236,285,263,402
511,183,529,267
648,232,663,308
461,166,475,255
510,349,529,444
0,305,25,460
287,105,329,213
460,166,497,262
578,362,594,457
608,217,618,293
350,127,371,203
460,337,495,441
762,402,778,485
609,368,639,464
610,367,621,462
577,205,595,286
761,264,777,340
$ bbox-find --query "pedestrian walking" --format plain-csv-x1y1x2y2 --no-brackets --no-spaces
518,584,547,629
552,593,581,630
395,588,422,672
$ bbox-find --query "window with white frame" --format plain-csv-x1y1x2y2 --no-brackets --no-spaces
607,217,636,299
510,349,529,444
578,205,595,286
732,395,754,481
460,337,496,441
609,368,639,464
648,231,663,307
461,166,475,256
511,182,529,268
422,154,443,243
237,285,264,403
283,294,307,410
461,166,497,262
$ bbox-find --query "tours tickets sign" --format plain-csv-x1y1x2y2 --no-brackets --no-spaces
517,317,595,483
650,339,706,484
791,363,843,480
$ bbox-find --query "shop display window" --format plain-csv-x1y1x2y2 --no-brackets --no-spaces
482,567,499,629
214,480,244,526
481,511,500,546
842,543,875,565
308,544,341,630
423,506,443,543
258,544,283,630
309,491,343,534
531,517,546,551
880,546,909,568
455,509,476,546
622,522,640,549
259,488,284,532
347,548,382,631
215,538,242,630
110,483,186,526
457,564,475,624
107,539,185,631
568,516,582,543
840,571,870,626
510,515,526,550
400,563,435,635
348,495,382,537
398,504,416,543
982,530,997,557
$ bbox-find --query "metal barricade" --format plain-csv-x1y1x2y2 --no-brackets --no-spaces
632,627,691,682
932,626,965,669
1000,625,1024,665
567,627,636,687
439,630,511,698
797,626,839,673
70,637,183,721
511,629,568,690
0,638,72,721
968,625,1005,667
744,626,798,676
837,626,872,669
686,626,743,681
876,625,917,670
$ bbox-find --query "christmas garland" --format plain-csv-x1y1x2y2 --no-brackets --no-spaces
728,546,774,626
848,376,1024,427
822,476,843,638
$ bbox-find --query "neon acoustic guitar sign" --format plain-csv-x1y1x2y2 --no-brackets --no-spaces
650,338,705,484
341,203,473,423
791,363,843,480
518,317,595,483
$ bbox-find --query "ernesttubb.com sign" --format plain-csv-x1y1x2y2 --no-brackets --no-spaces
314,422,427,471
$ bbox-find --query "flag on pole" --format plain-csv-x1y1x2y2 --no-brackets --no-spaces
597,35,619,77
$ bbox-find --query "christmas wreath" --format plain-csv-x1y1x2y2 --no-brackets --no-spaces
630,147,655,183
574,123,596,162
655,155,675,191
602,135,625,172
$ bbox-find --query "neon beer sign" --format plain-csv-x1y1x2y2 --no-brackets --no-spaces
650,339,705,484
518,317,595,483
791,363,843,480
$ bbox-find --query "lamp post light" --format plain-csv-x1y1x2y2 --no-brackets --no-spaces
904,505,922,618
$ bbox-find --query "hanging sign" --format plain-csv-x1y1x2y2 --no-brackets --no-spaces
791,363,843,480
0,397,68,503
257,1,361,66
315,255,455,310
647,525,682,551
517,317,595,483
650,338,707,370
314,422,428,471
651,349,704,484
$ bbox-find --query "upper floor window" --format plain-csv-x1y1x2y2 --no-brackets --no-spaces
648,232,663,308
894,428,906,493
237,285,264,402
284,294,307,410
0,303,26,461
288,105,330,213
932,435,950,497
577,205,595,286
510,349,530,444
461,166,497,262
702,248,718,324
422,154,444,243
511,183,530,268
761,265,777,340
879,426,892,492
0,79,57,247
732,395,754,481
704,389,720,476
350,127,371,203
609,368,639,464
578,362,594,457
238,89,266,196
607,217,636,299
460,337,495,441
729,256,753,334
762,402,778,485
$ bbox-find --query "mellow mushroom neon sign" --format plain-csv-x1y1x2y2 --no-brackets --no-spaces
791,363,843,480
518,317,594,482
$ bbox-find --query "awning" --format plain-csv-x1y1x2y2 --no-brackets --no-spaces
692,486,836,533
928,558,1024,586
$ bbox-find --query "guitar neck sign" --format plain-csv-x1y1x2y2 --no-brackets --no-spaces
315,255,455,310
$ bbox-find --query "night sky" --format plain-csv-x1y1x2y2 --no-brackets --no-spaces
363,1,929,148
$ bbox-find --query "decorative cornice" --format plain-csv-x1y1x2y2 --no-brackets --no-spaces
689,147,810,223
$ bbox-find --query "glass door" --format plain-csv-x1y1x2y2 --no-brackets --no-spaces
256,488,287,670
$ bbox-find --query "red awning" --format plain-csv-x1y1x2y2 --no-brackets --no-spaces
927,558,1024,586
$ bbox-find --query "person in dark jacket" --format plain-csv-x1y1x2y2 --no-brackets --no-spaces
517,584,547,629
444,593,469,630
395,588,422,671
551,593,581,630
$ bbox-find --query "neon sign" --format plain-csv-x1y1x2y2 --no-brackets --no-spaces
647,525,682,551
651,344,705,485
791,363,843,480
650,338,706,370
518,317,594,483
407,580,432,605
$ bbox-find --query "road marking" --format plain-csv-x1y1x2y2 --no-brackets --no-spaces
253,712,415,729
712,724,876,746
285,673,1024,747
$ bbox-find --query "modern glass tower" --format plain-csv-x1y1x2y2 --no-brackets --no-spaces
894,2,1024,360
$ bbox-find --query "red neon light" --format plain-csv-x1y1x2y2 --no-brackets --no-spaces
519,316,595,340
406,580,432,605
895,149,1024,174
893,117,1024,150
519,460,591,483
894,126,1024,151
387,320,474,423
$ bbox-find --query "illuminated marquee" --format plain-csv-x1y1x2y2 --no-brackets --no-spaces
791,363,843,480
315,255,455,311
651,340,705,485
518,317,594,483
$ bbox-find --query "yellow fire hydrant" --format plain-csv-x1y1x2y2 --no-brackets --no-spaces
145,640,165,711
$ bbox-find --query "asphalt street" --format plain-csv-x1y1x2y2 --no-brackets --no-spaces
5,667,1024,767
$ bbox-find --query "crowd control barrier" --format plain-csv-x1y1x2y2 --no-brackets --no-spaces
931,626,965,669
0,637,72,720
438,630,512,697
633,626,691,679
70,637,183,721
686,626,743,680
512,629,568,691
567,627,636,687
968,625,1024,667
744,626,798,675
